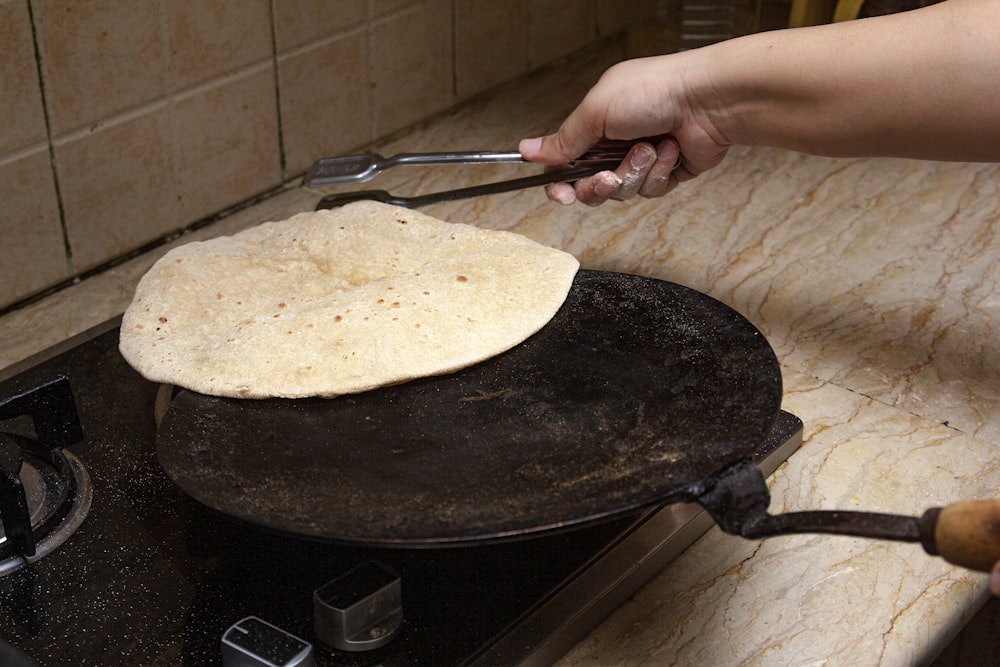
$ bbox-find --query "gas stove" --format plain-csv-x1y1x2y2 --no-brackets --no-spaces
0,317,801,666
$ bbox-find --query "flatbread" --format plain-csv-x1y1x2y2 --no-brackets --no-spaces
119,201,579,398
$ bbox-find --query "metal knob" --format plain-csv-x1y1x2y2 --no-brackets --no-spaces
221,616,314,667
313,561,403,652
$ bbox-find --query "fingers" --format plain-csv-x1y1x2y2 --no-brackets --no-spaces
613,143,657,200
545,181,579,205
542,138,684,206
638,139,683,198
575,171,624,207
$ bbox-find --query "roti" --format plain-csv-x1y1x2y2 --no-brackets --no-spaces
119,201,579,398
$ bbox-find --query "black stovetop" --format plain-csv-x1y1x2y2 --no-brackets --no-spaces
0,320,801,666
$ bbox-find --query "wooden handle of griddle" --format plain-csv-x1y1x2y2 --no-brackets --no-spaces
922,500,1000,572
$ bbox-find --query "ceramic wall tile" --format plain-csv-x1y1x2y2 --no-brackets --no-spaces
272,0,366,52
527,0,599,68
4,1,622,313
454,0,531,101
370,0,453,137
165,0,272,91
0,149,68,308
370,0,420,19
277,30,370,177
32,0,165,134
54,107,178,272
171,65,282,223
0,0,47,155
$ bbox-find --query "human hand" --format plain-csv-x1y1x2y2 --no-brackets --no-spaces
518,55,733,206
522,0,1000,207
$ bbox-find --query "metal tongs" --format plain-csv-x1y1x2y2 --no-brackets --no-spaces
304,146,634,210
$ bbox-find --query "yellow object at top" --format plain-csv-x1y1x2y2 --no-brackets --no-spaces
788,0,863,26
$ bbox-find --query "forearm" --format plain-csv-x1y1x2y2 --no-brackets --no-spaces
520,0,999,205
708,0,1000,161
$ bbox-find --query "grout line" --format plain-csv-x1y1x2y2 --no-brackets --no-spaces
169,60,275,102
0,141,51,167
451,0,458,99
25,0,73,276
49,62,274,147
267,0,287,178
272,22,367,62
50,98,170,146
366,0,376,144
159,0,181,241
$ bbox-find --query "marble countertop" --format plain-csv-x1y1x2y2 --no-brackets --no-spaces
3,42,999,666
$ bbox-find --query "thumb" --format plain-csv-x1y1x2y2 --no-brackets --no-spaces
520,115,602,165
518,134,577,165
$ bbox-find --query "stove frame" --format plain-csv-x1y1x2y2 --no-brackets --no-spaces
0,318,801,666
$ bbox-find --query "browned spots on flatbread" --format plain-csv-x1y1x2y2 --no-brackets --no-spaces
118,201,579,399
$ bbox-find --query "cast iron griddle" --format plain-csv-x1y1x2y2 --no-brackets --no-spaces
156,270,782,545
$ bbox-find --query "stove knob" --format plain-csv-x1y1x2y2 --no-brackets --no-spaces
221,616,314,667
313,560,403,652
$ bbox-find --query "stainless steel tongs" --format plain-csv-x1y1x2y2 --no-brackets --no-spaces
304,147,634,210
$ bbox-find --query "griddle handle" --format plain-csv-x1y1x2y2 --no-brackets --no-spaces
695,460,924,543
698,461,1000,574
919,501,1000,572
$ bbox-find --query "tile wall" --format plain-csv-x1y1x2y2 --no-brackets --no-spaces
0,0,634,310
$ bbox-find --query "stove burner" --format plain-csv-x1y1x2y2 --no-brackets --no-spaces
0,444,91,576
0,377,90,575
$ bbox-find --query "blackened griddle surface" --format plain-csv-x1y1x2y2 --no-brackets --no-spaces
156,270,782,545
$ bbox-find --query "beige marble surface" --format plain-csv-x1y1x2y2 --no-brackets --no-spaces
2,42,998,666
